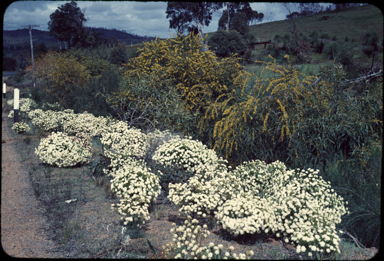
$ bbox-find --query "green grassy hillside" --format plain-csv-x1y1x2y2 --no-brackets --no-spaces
207,4,383,43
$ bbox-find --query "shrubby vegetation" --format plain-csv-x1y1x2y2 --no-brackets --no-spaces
13,29,381,254
35,131,92,167
208,30,248,59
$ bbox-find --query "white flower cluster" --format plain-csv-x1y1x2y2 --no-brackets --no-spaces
110,162,161,227
7,98,37,113
105,118,131,134
215,195,277,237
12,122,30,134
63,112,110,137
30,109,76,132
7,98,37,120
166,216,253,259
152,137,220,175
27,108,45,120
35,131,92,167
8,110,14,118
100,126,148,177
166,153,349,256
169,162,244,217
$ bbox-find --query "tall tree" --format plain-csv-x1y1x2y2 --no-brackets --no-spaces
166,2,222,50
218,3,263,30
48,1,87,49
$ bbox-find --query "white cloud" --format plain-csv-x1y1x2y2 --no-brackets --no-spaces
4,1,329,39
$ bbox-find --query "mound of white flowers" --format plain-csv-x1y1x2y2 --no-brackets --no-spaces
167,153,349,257
110,160,161,227
63,112,111,137
100,125,148,177
12,122,30,134
7,98,38,113
35,131,92,167
152,136,220,175
30,109,76,132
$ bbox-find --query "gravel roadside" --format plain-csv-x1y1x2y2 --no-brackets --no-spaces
1,95,65,258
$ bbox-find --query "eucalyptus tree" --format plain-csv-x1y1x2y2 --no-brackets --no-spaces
48,1,87,49
166,2,222,51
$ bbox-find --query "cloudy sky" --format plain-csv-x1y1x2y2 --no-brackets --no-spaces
3,1,330,39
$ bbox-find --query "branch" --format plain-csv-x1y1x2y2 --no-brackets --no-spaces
342,69,382,85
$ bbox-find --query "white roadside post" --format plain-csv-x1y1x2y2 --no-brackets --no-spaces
3,83,6,99
14,88,19,123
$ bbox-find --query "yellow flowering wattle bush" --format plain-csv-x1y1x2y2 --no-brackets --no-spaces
35,131,92,167
108,32,251,136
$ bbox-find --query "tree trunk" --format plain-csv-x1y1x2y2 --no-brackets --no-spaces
227,3,230,31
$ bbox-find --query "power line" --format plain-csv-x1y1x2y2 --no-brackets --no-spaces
20,25,40,88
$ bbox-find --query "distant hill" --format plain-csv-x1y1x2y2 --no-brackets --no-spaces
2,27,156,50
206,4,383,43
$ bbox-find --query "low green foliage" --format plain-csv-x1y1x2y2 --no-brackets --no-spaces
208,30,248,59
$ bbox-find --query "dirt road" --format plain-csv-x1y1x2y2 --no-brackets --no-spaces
1,91,64,258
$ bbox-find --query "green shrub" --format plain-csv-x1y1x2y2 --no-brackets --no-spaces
108,43,128,65
109,32,250,138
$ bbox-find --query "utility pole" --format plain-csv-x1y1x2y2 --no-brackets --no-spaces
21,25,40,88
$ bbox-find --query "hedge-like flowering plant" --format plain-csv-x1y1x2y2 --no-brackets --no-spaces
63,112,110,137
30,109,75,132
100,126,148,177
12,122,30,134
35,131,92,167
152,137,220,175
110,161,161,227
7,98,37,113
230,160,349,257
168,158,231,217
215,195,278,237
167,152,349,257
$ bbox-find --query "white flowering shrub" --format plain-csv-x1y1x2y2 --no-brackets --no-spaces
110,162,161,227
31,109,75,132
12,122,30,134
152,137,220,175
215,195,278,237
100,126,148,176
63,112,109,137
168,160,235,217
229,160,349,257
27,108,45,120
164,216,253,259
7,98,37,113
35,132,92,167
270,167,348,257
168,153,349,257
105,118,131,134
